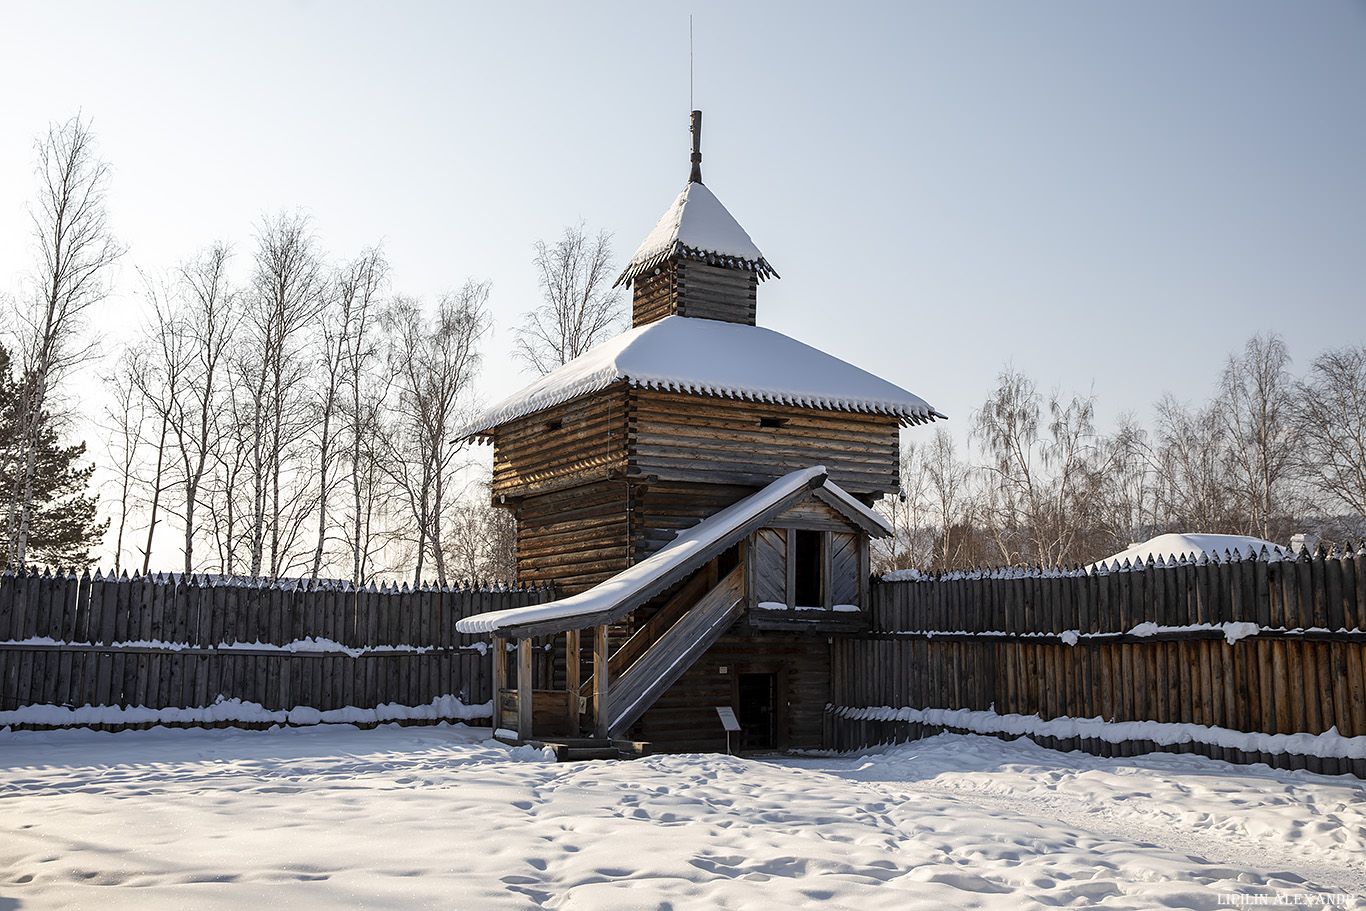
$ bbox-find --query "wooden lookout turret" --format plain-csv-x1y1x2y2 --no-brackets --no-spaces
457,113,942,757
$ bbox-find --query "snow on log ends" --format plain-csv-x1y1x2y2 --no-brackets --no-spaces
832,704,1366,760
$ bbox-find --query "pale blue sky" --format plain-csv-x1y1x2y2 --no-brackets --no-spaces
2,1,1363,453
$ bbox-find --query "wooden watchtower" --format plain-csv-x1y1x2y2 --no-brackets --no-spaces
457,113,940,757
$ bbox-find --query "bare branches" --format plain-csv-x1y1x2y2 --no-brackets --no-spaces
383,283,491,586
1217,333,1296,540
4,115,123,568
1296,345,1366,524
514,223,624,375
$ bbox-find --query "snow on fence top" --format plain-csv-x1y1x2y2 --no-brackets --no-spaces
0,567,545,594
615,181,777,287
881,541,1363,583
458,315,942,440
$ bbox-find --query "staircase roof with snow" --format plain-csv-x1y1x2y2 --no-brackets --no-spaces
455,467,890,638
615,181,778,287
458,315,941,440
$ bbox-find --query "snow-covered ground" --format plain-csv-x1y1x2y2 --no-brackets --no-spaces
2,723,1362,910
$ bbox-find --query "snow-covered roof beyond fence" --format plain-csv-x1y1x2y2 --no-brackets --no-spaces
615,182,777,287
457,315,941,439
456,466,888,637
1091,533,1285,571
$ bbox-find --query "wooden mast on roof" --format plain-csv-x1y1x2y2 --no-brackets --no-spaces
623,108,770,328
689,110,703,184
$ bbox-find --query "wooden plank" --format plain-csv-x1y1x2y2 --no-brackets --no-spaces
92,574,117,710
129,574,152,710
565,628,581,734
594,624,610,738
1345,637,1365,740
361,584,379,710
517,637,533,738
492,632,508,731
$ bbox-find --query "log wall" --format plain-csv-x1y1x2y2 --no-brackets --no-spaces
631,260,758,328
832,549,1366,778
632,628,830,753
629,388,900,496
0,570,550,731
511,479,632,595
491,385,630,500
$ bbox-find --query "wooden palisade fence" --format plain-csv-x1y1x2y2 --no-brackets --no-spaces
0,569,550,731
833,546,1366,778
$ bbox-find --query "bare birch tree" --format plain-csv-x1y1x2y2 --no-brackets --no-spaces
443,478,516,583
514,223,623,375
384,283,491,585
972,369,1044,564
973,368,1112,566
1216,333,1297,540
4,116,123,567
1296,345,1366,525
1150,394,1235,534
167,245,237,573
100,353,149,574
126,273,181,574
923,428,975,570
314,247,388,582
873,439,935,573
241,211,327,578
1091,414,1154,558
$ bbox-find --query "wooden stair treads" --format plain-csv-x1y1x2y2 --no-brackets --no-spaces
606,564,746,736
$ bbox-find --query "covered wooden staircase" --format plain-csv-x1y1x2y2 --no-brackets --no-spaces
596,563,745,738
490,560,746,759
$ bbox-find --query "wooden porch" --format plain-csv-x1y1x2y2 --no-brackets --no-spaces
490,560,746,752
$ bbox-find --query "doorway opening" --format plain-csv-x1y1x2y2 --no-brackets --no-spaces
737,672,777,751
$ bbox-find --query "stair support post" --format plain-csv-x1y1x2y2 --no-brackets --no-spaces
593,624,610,739
492,633,507,731
566,629,581,734
517,637,533,740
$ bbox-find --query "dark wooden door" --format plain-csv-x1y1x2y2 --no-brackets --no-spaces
738,672,777,750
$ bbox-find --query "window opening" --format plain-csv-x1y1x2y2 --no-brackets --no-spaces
793,529,823,607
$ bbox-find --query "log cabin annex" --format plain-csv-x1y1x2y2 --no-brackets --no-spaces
455,113,942,759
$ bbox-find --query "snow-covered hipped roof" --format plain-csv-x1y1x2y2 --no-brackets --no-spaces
615,182,777,287
456,466,889,637
458,315,941,439
1091,533,1285,570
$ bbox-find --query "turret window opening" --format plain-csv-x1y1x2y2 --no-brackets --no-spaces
793,529,824,608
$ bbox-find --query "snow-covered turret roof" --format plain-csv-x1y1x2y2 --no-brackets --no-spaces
456,466,889,638
615,181,778,288
457,315,942,440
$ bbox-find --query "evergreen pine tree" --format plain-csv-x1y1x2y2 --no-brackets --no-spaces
0,343,108,568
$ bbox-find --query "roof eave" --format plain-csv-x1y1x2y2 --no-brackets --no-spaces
614,244,779,289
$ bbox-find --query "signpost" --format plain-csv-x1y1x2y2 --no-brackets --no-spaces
715,706,741,755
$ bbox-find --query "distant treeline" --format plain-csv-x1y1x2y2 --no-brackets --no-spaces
874,334,1366,573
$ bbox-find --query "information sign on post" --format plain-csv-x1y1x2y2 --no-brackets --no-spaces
715,706,741,755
